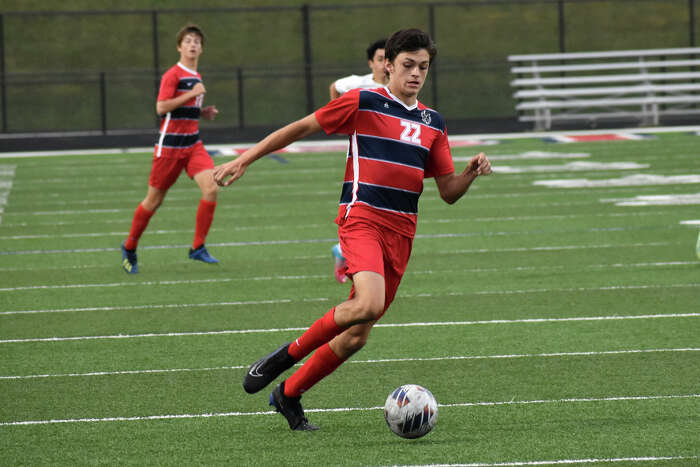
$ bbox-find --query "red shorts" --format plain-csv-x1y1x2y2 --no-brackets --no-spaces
338,216,413,317
149,141,214,191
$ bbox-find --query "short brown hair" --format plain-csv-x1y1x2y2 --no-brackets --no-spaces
385,29,437,64
176,24,204,46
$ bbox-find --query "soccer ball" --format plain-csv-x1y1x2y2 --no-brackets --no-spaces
384,384,438,439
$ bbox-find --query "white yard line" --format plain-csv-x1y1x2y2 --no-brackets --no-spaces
0,312,697,344
1,262,697,295
0,210,676,241
1,348,696,381
0,393,697,427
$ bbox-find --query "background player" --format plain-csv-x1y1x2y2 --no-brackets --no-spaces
121,24,220,273
329,38,388,283
329,38,388,100
213,28,491,431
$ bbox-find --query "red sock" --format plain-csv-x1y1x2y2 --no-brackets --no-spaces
124,203,155,250
193,199,217,249
288,308,344,361
284,343,344,397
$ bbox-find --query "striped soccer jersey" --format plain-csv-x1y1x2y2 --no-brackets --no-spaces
315,87,455,237
155,62,203,158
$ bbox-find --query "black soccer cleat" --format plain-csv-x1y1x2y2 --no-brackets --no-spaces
243,342,296,394
269,381,319,431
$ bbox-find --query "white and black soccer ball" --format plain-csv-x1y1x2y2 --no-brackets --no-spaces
384,384,438,439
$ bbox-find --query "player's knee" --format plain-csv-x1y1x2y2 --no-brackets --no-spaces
201,183,218,199
343,333,368,352
354,296,385,322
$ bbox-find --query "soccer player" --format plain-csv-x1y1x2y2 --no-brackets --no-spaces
213,28,492,431
121,24,220,273
329,38,388,100
329,38,389,284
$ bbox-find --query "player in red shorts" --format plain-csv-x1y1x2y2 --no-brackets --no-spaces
121,24,220,273
214,28,492,431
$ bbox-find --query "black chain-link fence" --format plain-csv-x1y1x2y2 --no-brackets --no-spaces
0,0,697,138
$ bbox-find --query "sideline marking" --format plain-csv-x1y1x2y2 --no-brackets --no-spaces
1,394,697,426
0,313,697,344
0,164,15,225
544,133,654,143
390,455,698,466
453,151,590,162
602,193,700,206
2,348,696,380
536,174,700,188
496,161,648,173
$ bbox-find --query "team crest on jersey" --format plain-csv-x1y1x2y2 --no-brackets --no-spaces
421,110,431,125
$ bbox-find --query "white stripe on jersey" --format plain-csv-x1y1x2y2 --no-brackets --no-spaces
346,131,360,218
155,112,171,158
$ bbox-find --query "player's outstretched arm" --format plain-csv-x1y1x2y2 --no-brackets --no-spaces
434,152,491,204
213,113,322,187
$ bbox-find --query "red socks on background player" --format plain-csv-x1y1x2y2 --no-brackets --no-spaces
193,199,216,249
284,307,346,397
124,203,154,250
125,199,216,251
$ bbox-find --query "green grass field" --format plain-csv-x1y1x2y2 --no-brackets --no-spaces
0,131,699,465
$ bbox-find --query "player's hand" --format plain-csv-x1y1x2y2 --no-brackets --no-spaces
466,152,492,176
192,82,206,96
213,158,247,187
201,105,218,120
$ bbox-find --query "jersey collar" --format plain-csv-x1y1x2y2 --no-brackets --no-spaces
384,86,418,111
177,62,198,75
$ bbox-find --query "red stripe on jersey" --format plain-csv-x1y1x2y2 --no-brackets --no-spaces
343,157,424,193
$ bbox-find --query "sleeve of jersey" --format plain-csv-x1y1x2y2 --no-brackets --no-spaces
424,128,455,178
157,71,178,102
315,89,359,135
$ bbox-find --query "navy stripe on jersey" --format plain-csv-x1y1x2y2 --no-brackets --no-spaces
359,89,445,133
340,181,419,215
158,132,200,148
170,106,201,120
356,134,429,169
177,78,202,91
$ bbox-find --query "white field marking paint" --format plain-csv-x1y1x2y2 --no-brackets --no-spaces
602,193,700,207
0,274,330,293
0,164,16,225
2,348,697,381
401,284,700,300
0,210,671,241
536,174,700,188
7,225,664,256
0,223,331,240
495,162,648,174
390,455,699,466
439,241,674,255
1,298,330,316
0,254,330,273
1,313,697,345
680,219,700,226
0,277,237,293
453,151,589,162
2,260,695,296
2,261,694,314
422,210,668,225
1,394,697,427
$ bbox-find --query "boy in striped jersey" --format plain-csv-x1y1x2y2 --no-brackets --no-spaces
121,24,219,273
214,28,491,431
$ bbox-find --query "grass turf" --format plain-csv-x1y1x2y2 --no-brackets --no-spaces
0,132,698,465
